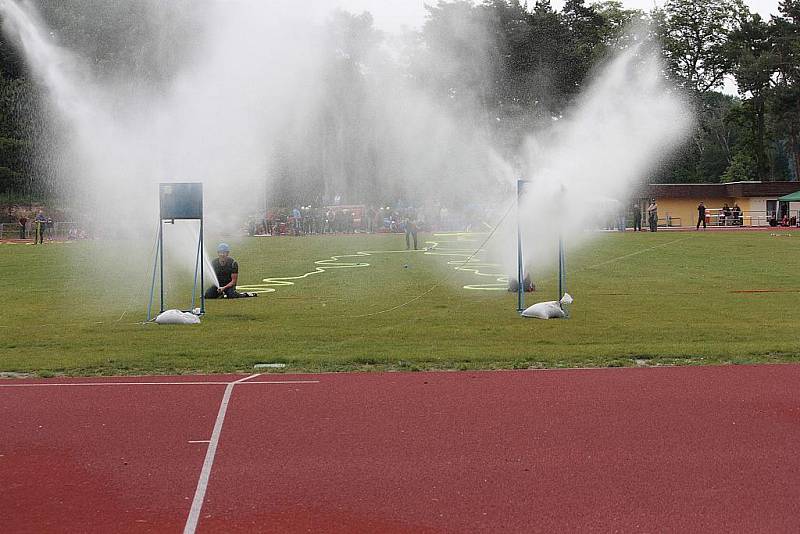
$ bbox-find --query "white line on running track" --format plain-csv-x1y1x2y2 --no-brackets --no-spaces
0,382,231,387
0,380,319,388
238,380,320,385
233,373,261,383
182,374,318,534
0,373,319,531
183,381,237,534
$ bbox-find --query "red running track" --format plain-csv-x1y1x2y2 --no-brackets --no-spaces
1,366,799,533
0,376,236,533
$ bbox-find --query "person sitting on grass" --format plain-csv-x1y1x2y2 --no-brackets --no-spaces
204,243,257,299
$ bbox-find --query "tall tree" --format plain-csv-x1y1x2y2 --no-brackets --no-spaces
422,0,495,117
658,91,751,183
594,1,647,51
727,13,777,180
655,0,747,94
770,0,800,179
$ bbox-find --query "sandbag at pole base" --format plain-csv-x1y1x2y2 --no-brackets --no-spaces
521,293,574,319
154,309,201,324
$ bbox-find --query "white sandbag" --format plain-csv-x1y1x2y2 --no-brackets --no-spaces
521,301,564,319
155,309,201,325
522,293,574,319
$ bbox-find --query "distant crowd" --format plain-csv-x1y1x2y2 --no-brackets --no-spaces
695,202,744,229
1,208,88,242
609,200,753,232
12,210,51,243
247,204,477,237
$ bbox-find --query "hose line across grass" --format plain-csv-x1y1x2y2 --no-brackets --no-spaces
239,221,702,318
236,235,509,296
238,202,515,318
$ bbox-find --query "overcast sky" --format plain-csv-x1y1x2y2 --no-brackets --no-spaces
335,1,782,31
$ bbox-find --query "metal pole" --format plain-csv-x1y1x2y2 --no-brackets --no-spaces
558,235,564,302
517,179,524,313
159,219,165,314
557,184,567,317
191,223,201,312
147,222,160,322
200,217,205,315
558,234,569,318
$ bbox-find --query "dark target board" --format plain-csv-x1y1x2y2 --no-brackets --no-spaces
160,183,203,220
149,182,206,319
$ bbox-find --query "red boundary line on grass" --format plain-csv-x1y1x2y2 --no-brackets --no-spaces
731,289,800,293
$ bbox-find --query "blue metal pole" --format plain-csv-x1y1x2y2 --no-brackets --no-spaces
159,219,165,314
558,235,564,302
558,184,568,317
558,235,569,318
200,217,205,315
191,224,201,311
517,179,524,313
147,222,160,322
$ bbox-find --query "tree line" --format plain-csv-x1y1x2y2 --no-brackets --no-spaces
0,0,798,203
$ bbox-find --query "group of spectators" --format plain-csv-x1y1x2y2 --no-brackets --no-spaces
249,206,360,236
248,206,427,238
696,202,743,229
631,200,748,232
628,200,659,232
13,210,50,243
1,208,90,242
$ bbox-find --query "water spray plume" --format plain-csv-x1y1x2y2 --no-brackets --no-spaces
496,37,693,275
0,1,692,298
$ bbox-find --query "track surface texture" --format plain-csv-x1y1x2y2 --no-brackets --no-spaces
1,365,799,533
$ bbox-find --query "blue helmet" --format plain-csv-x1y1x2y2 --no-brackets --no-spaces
217,243,231,253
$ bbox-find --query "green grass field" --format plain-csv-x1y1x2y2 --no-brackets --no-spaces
2,230,799,376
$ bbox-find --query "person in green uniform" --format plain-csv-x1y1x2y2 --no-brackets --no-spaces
33,211,46,244
632,203,642,231
647,199,658,232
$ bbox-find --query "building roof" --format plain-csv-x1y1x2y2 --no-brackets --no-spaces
641,181,800,199
778,190,800,202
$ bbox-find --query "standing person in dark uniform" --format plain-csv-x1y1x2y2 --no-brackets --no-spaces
291,207,302,236
17,213,27,239
647,199,658,232
632,203,642,231
327,208,336,234
696,201,706,230
366,206,377,233
722,203,732,226
204,243,257,299
405,212,419,250
732,203,742,225
33,210,46,244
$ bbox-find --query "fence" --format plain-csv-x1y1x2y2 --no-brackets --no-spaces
622,209,798,230
0,221,82,240
702,209,794,227
0,222,25,239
